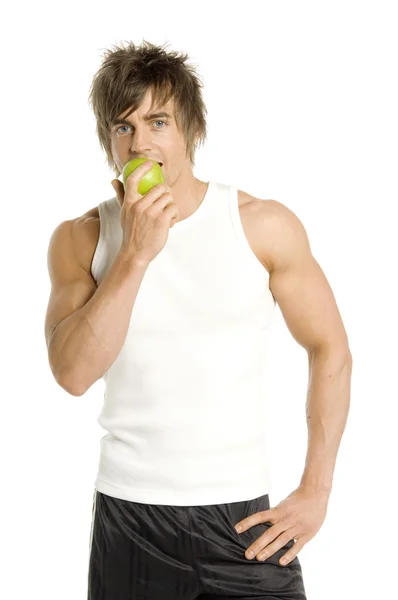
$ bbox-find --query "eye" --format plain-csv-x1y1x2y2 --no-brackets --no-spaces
116,120,166,134
116,125,130,134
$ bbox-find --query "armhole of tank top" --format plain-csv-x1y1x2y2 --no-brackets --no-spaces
228,186,270,281
90,201,107,284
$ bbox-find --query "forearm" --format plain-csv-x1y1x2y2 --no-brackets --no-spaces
49,252,149,395
299,347,353,494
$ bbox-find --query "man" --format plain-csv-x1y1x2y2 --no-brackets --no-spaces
45,40,352,599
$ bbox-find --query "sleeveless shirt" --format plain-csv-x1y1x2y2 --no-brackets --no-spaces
91,180,276,505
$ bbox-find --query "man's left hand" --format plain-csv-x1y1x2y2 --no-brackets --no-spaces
234,485,330,566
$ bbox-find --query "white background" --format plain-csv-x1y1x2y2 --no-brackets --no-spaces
1,1,397,598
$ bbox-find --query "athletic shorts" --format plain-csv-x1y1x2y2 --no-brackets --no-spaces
87,488,307,599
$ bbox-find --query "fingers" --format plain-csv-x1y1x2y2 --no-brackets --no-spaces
111,179,124,207
250,529,294,561
278,536,305,566
124,162,154,199
113,162,154,207
235,509,275,533
139,183,172,211
242,522,304,566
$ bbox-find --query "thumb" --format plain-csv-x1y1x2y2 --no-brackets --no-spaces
111,179,123,206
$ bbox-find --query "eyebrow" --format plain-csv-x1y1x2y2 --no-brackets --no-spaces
111,112,173,127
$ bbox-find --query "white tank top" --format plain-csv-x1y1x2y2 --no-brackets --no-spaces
91,180,276,505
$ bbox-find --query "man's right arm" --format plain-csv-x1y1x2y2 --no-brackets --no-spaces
45,219,149,396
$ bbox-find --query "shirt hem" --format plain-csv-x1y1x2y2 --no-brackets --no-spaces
93,476,271,506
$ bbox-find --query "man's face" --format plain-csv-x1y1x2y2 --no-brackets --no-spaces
110,89,192,184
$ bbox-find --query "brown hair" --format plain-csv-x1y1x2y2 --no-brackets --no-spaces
88,39,208,177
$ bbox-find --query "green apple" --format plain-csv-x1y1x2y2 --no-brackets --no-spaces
122,158,164,195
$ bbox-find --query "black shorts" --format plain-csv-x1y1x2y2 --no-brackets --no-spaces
88,489,307,599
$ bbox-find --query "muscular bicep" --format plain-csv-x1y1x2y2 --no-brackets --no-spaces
44,220,98,349
267,202,350,354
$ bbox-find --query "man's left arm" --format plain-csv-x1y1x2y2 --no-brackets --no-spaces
234,199,352,565
266,200,353,495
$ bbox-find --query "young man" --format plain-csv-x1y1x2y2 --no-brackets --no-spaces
45,41,352,599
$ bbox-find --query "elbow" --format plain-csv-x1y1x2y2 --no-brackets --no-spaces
47,340,88,397
56,370,87,397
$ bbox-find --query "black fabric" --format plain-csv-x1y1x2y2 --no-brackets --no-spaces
88,489,307,599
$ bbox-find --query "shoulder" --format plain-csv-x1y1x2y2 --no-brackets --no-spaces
238,190,311,273
70,206,100,273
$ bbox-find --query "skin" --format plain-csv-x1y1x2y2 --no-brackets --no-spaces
110,89,208,222
75,88,351,568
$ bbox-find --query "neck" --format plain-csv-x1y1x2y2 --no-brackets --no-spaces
168,169,208,223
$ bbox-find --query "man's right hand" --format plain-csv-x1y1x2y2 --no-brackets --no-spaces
111,162,179,266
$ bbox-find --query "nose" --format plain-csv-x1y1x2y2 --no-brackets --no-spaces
130,127,152,156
